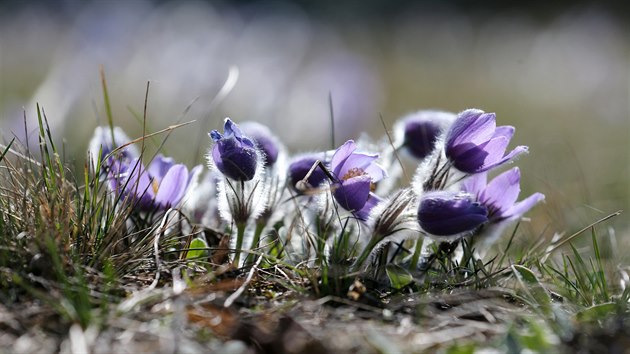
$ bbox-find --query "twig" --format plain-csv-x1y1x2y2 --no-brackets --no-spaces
224,255,263,308
148,208,177,290
379,113,409,184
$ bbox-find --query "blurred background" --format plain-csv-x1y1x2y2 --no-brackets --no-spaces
0,0,628,239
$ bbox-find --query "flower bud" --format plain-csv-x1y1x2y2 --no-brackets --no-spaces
417,191,488,236
210,118,259,181
288,156,328,191
239,122,280,167
396,110,455,160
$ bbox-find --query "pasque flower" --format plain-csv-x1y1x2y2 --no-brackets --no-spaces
462,167,545,222
330,140,387,213
445,109,528,174
288,155,328,192
210,118,259,181
88,126,139,168
110,154,199,211
417,191,488,237
396,110,456,160
239,121,280,167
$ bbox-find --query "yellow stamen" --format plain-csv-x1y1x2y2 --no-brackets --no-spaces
342,167,366,181
152,179,160,194
341,167,377,191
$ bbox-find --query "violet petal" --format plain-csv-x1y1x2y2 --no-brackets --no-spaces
333,175,371,211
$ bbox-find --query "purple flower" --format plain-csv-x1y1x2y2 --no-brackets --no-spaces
288,155,328,192
462,167,545,222
239,122,280,167
445,109,528,174
110,154,199,211
417,191,488,236
330,140,387,213
396,110,455,160
210,118,259,181
88,126,139,166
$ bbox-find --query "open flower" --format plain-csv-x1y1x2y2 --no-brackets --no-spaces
417,191,488,237
462,167,545,222
209,118,259,181
88,126,139,168
110,154,199,211
330,140,387,214
445,109,528,174
395,110,455,160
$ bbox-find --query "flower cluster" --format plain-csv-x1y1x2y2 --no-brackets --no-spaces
414,109,543,243
88,107,544,272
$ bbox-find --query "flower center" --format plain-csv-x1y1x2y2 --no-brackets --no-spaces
341,167,376,192
341,167,366,181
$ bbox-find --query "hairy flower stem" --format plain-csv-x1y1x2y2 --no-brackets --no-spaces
233,221,246,267
244,221,265,266
409,237,424,270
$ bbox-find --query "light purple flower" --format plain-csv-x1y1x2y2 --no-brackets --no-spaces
110,154,200,211
462,167,545,222
210,118,259,181
445,109,528,173
88,126,139,167
417,191,488,236
330,140,387,214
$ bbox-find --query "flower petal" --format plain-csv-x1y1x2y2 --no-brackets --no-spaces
417,192,488,236
223,118,238,138
493,125,515,140
220,147,259,181
478,145,529,172
333,175,371,211
122,159,154,209
447,109,496,148
480,167,521,218
445,109,483,148
363,162,387,182
148,154,176,180
450,143,491,173
503,192,545,220
288,156,328,190
355,193,382,221
154,164,189,208
331,140,356,177
462,172,487,198
337,151,379,179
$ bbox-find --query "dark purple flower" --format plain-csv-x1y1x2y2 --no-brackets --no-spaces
288,155,328,192
462,167,545,222
397,111,455,160
330,140,387,213
110,154,199,211
239,122,280,167
445,109,528,173
210,118,259,181
417,191,488,236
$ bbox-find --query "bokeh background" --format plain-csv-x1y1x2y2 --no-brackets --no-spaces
1,1,628,240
